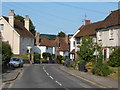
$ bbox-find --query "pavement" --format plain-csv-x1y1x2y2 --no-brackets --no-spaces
59,65,119,88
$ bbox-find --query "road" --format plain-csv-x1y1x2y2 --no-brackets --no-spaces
3,64,101,89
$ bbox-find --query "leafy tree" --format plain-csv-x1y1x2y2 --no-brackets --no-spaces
15,15,36,36
58,31,66,37
108,48,120,67
2,42,13,63
77,36,95,62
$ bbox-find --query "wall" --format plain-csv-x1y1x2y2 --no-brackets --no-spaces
20,37,34,54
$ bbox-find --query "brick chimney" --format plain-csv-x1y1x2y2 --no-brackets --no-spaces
85,20,90,25
8,10,14,27
24,15,30,31
35,32,40,45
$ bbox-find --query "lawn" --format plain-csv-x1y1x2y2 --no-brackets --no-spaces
107,66,120,81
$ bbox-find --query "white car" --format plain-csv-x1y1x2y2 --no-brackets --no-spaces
9,57,24,68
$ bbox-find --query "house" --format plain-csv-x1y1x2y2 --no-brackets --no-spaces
69,29,80,60
74,20,102,59
34,32,56,58
96,9,120,60
0,10,34,55
55,37,69,58
34,32,69,58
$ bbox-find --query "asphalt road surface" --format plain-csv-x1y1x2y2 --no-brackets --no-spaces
3,64,101,89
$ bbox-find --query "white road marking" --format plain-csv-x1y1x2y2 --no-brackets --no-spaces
46,72,49,76
49,76,54,80
43,65,63,87
55,81,62,86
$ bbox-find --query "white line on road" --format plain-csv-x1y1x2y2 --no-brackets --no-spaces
55,81,62,86
49,76,54,80
46,72,49,76
43,65,63,87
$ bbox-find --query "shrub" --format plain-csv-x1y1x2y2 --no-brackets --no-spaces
42,52,52,60
108,48,120,67
86,62,93,67
2,42,13,63
57,55,63,63
34,53,41,61
91,62,111,76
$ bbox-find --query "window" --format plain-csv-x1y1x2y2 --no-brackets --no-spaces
73,41,75,47
109,29,114,40
46,47,49,50
0,24,4,32
76,38,80,44
98,31,102,41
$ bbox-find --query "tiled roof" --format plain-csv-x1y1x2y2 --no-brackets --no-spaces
55,37,69,51
97,9,120,29
3,16,34,38
40,37,56,47
75,21,103,37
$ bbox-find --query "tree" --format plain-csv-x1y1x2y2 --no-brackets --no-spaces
108,48,120,67
58,31,66,37
15,15,36,36
77,36,95,62
2,42,13,63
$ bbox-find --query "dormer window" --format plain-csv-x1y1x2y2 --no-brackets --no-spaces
98,31,102,41
109,29,114,40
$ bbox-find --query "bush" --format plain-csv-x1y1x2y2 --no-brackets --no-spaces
42,52,52,60
91,62,111,76
57,55,63,63
108,48,120,67
34,53,41,61
2,42,13,63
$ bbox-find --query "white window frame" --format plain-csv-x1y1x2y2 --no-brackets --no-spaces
98,31,102,41
0,24,4,32
109,29,114,40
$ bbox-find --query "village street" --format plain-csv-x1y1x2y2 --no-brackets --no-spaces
2,64,102,89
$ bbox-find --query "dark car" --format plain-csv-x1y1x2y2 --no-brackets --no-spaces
64,59,72,67
9,57,24,68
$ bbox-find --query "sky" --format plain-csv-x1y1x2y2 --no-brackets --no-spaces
1,1,119,35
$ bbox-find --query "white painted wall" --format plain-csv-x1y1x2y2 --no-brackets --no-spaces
97,26,120,58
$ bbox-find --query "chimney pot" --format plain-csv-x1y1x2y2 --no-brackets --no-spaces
85,20,90,25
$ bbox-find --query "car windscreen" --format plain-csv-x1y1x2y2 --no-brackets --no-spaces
11,58,20,61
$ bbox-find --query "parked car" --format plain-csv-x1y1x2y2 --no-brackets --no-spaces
64,59,72,67
9,57,24,68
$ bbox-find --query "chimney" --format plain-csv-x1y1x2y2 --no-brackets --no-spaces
24,15,30,31
35,32,40,45
110,11,113,14
8,10,14,27
85,20,90,25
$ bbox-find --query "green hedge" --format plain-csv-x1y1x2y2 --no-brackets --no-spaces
108,48,120,67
